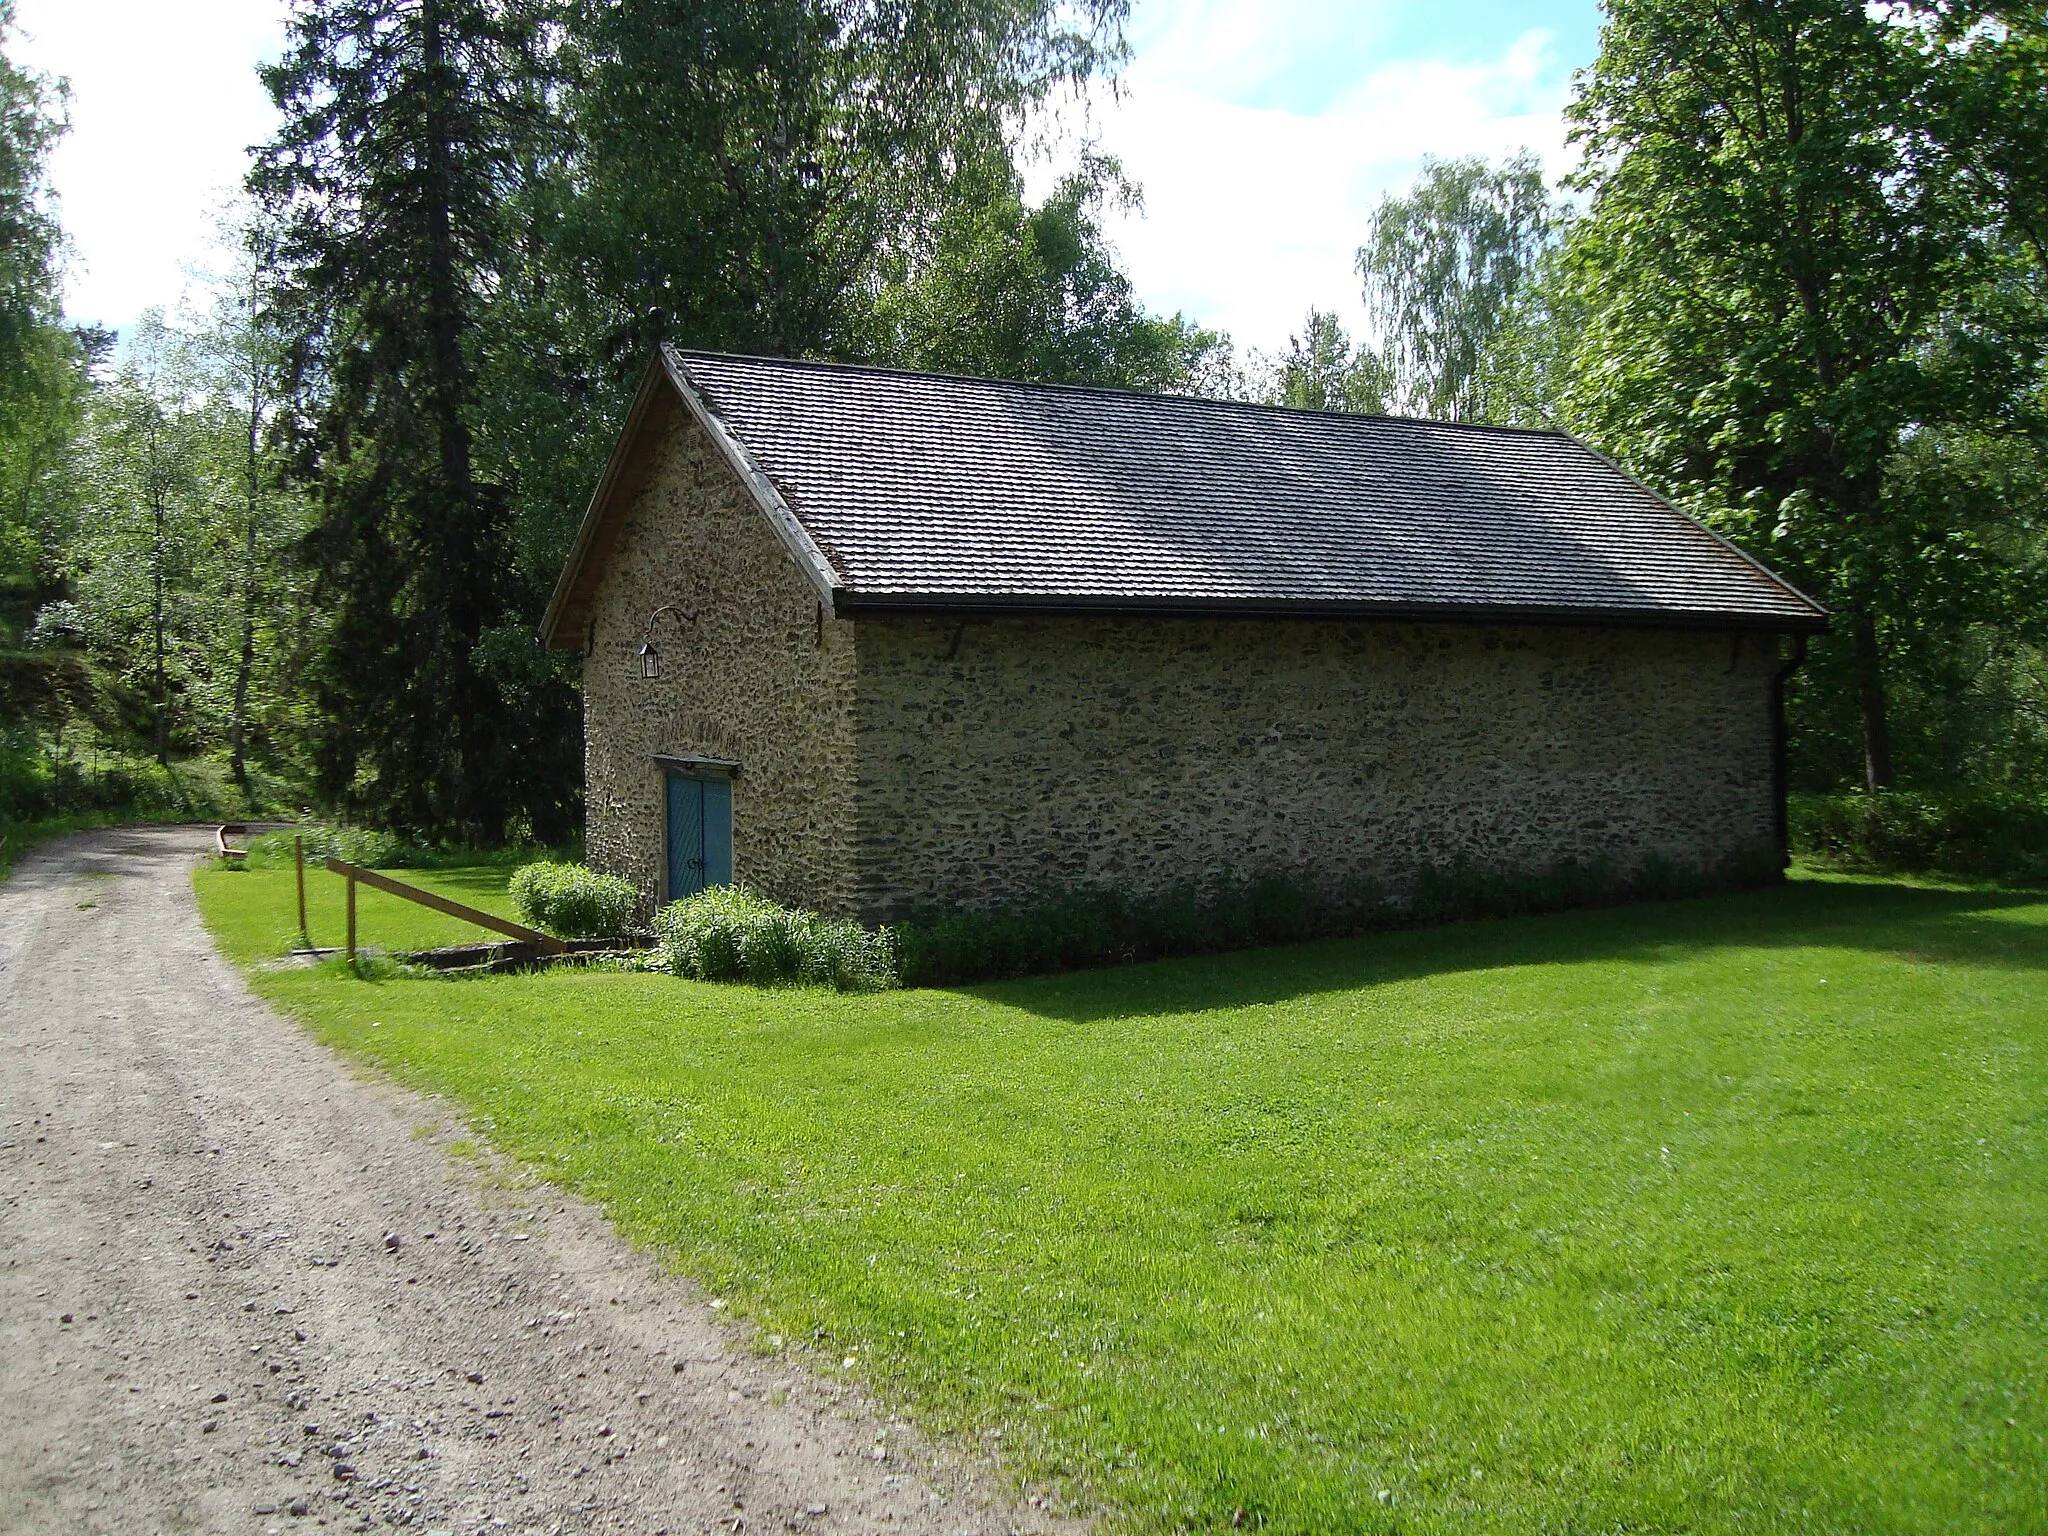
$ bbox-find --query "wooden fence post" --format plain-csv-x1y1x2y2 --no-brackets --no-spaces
346,867,357,967
320,857,566,954
294,836,308,941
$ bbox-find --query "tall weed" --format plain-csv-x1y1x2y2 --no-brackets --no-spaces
509,861,639,939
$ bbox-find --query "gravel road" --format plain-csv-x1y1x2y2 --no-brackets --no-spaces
0,825,1073,1536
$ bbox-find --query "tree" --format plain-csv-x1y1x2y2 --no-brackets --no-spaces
65,315,210,765
553,0,1131,371
190,214,310,797
861,146,1223,391
255,0,578,843
0,0,63,396
1915,5,2048,280
1556,0,2019,792
0,0,83,634
1356,153,1555,423
1255,308,1389,414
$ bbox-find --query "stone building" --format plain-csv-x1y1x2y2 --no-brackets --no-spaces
541,347,1826,922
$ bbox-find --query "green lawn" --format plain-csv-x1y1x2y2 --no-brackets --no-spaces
202,856,529,955
194,864,2048,1534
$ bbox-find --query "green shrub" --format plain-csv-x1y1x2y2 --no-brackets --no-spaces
637,849,1782,993
1791,790,2048,884
654,885,897,992
247,820,570,872
250,821,418,869
893,851,1777,988
509,860,640,940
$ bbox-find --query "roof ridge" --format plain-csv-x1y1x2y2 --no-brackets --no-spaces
664,345,1576,442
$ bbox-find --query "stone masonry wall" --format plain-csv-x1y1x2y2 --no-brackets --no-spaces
581,409,858,917
849,615,1782,921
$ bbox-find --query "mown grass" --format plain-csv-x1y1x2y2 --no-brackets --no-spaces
193,863,2048,1534
200,856,527,955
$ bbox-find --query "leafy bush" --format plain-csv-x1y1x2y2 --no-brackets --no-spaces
2,728,296,829
1791,791,2048,884
654,885,897,992
638,850,1780,993
509,860,640,939
247,820,567,872
250,821,414,869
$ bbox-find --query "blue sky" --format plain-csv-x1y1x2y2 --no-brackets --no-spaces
1125,0,1601,115
13,0,1605,355
1046,0,1605,349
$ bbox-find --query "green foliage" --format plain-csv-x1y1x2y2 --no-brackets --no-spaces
245,818,560,872
1247,156,1558,425
654,886,897,992
508,859,637,940
255,0,581,847
29,298,316,790
1357,151,1556,423
0,0,66,404
862,145,1222,391
1918,4,2048,280
1253,308,1389,414
0,734,297,828
247,821,415,870
550,0,1131,366
202,868,2048,1533
0,3,85,645
1557,0,2047,791
1791,790,2048,884
893,853,1778,986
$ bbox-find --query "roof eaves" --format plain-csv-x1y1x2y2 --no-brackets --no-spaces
828,589,1830,634
661,346,843,612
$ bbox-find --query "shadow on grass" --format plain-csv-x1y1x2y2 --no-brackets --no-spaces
964,877,2048,1023
401,865,517,901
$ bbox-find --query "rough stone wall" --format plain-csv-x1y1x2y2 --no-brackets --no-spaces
581,409,858,917
848,616,1782,920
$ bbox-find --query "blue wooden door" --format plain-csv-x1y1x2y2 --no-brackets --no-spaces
666,772,733,899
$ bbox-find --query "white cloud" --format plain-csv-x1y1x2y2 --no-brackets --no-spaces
13,0,1579,358
12,0,287,334
1031,15,1578,355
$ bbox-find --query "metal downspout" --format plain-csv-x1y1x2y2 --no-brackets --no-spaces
1773,634,1810,878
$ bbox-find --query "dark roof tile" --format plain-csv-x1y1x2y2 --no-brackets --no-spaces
670,348,1824,629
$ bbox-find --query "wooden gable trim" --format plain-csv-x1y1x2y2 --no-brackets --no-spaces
658,346,843,612
539,350,844,651
539,359,678,650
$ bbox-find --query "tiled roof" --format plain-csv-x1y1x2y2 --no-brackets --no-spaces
665,348,1824,630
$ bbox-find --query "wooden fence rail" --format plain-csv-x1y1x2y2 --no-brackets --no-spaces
323,856,566,960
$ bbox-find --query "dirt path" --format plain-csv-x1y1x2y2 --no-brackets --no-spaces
0,825,1072,1536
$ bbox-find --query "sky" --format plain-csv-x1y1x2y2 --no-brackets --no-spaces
10,0,1604,357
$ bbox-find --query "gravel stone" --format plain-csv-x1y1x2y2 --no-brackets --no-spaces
0,825,1080,1536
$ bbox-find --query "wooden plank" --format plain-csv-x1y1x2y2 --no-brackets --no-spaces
323,857,567,954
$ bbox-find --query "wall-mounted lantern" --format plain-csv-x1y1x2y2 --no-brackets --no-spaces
636,602,696,680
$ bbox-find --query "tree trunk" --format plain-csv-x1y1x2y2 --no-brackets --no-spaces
1852,610,1893,792
418,0,496,843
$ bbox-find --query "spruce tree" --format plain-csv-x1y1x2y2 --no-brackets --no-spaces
255,0,577,843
